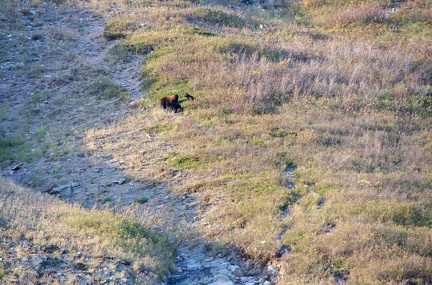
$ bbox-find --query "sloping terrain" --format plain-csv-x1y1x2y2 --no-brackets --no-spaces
0,0,267,284
1,0,432,284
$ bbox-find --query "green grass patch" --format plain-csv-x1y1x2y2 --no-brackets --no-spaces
270,130,290,138
127,29,184,52
191,26,215,37
88,81,131,102
159,152,201,169
28,91,51,105
0,138,24,163
64,207,174,277
134,197,149,204
103,16,139,40
393,205,432,228
102,196,113,203
147,123,174,133
281,229,312,253
215,38,258,57
191,7,246,28
250,138,265,145
0,262,4,280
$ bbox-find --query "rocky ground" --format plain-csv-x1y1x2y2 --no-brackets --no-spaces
1,238,143,284
0,1,275,284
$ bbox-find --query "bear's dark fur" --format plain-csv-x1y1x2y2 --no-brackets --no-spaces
160,94,179,109
167,102,182,113
185,93,195,100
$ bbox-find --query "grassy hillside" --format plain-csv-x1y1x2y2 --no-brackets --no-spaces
0,178,175,283
1,0,431,283
84,0,432,283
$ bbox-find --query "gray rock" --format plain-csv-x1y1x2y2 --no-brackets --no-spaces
43,244,60,253
71,182,81,188
49,182,79,195
267,264,277,276
112,177,127,185
31,256,44,266
229,265,243,277
50,184,70,195
208,281,234,285
217,267,230,275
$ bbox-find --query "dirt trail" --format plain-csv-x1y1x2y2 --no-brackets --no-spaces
0,1,269,284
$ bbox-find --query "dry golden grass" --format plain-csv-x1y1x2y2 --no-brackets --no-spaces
87,0,431,283
3,0,430,283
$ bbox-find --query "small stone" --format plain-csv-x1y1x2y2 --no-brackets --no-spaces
267,264,277,276
49,184,70,195
324,224,335,233
208,281,234,285
203,257,214,262
3,261,11,269
71,182,80,188
112,177,127,185
263,281,271,285
173,265,183,273
217,267,230,275
229,265,243,277
11,163,23,171
43,244,60,253
31,256,44,266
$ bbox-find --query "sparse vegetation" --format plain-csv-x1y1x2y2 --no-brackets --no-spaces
101,195,113,203
134,197,149,204
191,7,247,28
0,138,24,162
1,0,431,283
88,80,131,102
159,152,202,169
0,262,4,280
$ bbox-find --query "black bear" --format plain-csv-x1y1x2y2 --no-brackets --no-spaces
167,102,182,113
184,93,195,100
160,94,179,109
